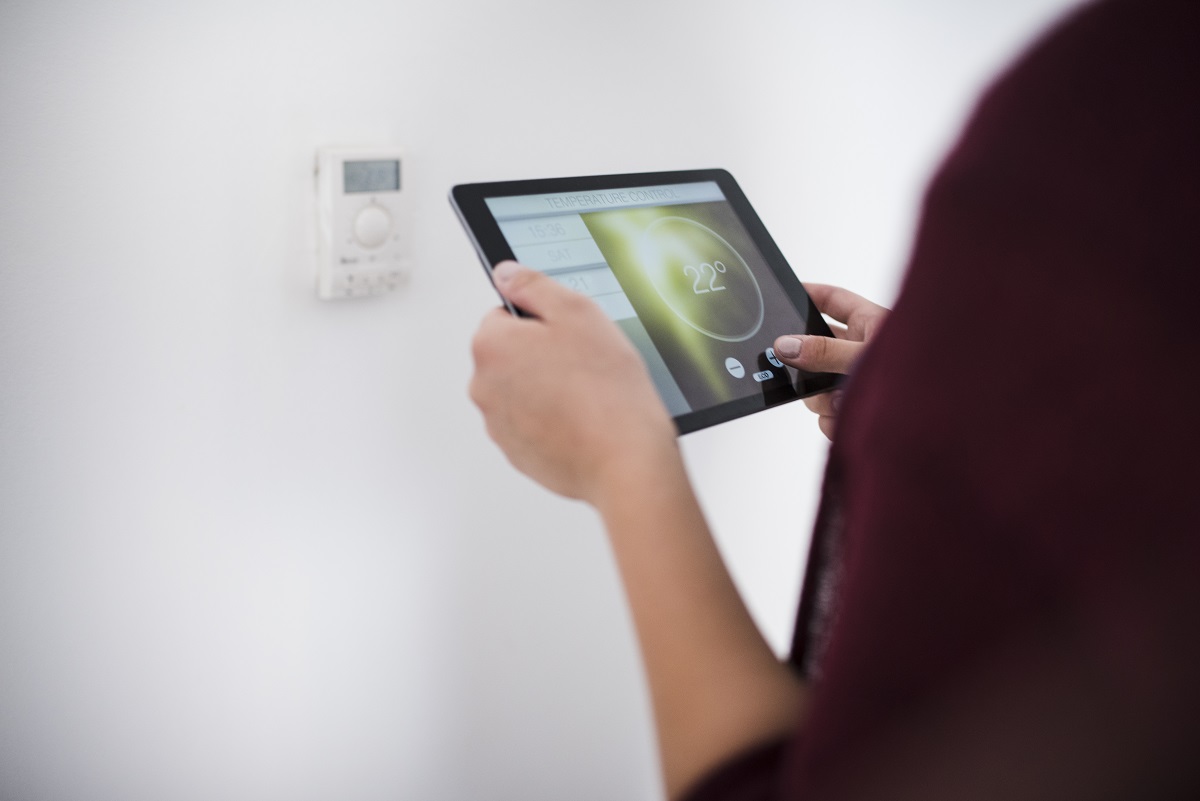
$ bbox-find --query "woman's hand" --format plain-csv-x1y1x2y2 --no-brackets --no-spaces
773,284,889,440
469,261,677,504
471,262,809,800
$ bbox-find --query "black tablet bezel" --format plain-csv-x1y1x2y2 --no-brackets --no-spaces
451,168,840,435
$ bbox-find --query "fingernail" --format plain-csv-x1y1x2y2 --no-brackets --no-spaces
493,260,520,288
776,336,802,359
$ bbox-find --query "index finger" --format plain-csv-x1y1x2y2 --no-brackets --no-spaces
803,283,880,325
475,303,532,344
494,261,587,323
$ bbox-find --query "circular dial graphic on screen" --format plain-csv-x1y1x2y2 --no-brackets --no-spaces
638,217,765,342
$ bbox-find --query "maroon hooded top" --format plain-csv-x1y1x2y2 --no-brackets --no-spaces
686,2,1200,799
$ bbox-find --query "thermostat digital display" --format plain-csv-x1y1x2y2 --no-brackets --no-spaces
344,160,400,194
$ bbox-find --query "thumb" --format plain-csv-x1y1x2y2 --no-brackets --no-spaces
774,334,864,375
492,260,575,320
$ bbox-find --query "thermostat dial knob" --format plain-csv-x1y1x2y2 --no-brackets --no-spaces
354,205,392,249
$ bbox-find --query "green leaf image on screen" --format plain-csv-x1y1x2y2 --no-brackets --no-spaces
637,216,765,342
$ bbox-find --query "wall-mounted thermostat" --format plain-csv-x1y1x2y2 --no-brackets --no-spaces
315,146,412,300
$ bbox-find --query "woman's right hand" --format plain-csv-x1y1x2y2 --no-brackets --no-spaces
772,284,889,440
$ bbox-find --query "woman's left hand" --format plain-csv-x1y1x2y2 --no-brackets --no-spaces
470,261,677,504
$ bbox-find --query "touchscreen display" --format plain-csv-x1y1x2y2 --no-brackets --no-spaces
484,181,808,417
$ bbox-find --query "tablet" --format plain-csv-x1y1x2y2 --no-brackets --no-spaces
451,169,839,434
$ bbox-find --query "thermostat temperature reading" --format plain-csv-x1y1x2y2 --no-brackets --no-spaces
639,216,764,342
344,160,399,193
315,147,412,300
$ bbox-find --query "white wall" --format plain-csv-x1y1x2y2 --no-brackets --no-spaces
0,1,1075,799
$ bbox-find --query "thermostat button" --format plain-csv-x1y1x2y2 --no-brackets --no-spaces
354,205,392,249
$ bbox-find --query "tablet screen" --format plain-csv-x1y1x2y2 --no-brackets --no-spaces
453,171,837,433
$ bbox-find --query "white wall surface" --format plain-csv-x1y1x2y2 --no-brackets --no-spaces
0,1,1076,799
